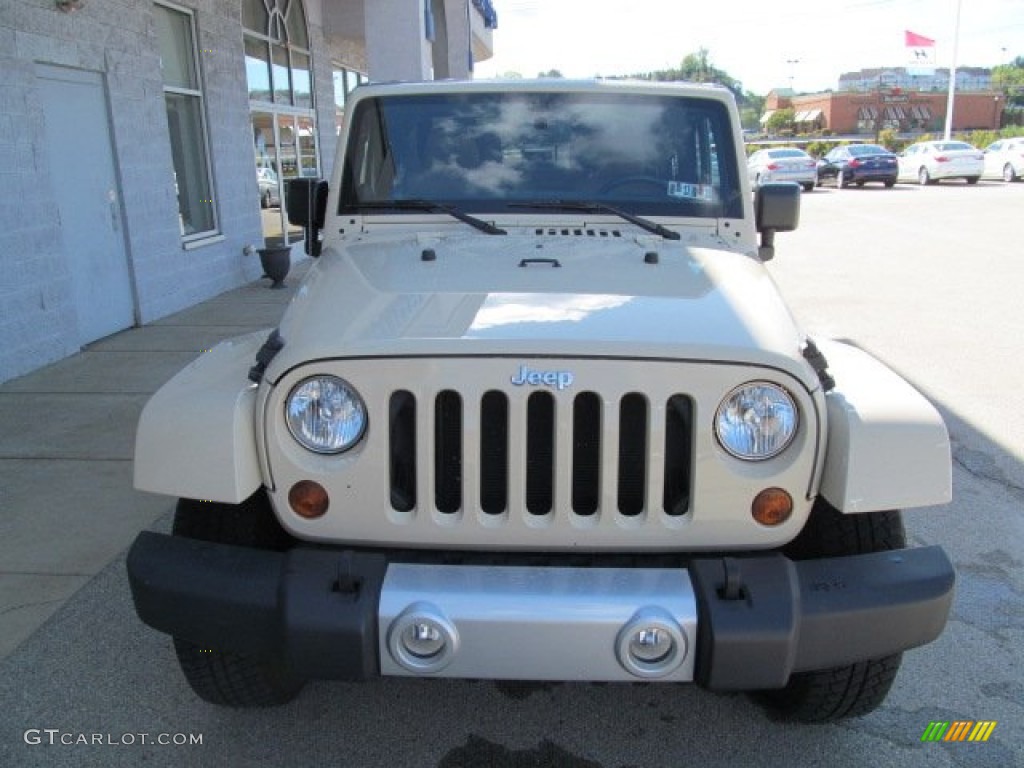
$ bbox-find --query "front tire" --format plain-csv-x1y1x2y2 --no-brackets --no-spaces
836,170,846,188
171,493,303,707
918,166,932,185
755,501,906,722
1003,163,1017,183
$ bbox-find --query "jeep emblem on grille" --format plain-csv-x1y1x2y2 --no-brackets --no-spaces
511,364,574,390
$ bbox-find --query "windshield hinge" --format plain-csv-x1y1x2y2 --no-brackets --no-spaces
248,328,285,383
802,338,835,392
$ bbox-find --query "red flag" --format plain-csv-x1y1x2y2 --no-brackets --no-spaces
905,30,935,47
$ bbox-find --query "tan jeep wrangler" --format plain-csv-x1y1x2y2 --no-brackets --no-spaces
127,79,954,722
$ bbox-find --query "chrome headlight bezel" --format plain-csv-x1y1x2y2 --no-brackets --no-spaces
285,375,367,454
714,381,798,461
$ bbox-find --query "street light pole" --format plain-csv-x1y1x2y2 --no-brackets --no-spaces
786,59,800,91
943,0,962,140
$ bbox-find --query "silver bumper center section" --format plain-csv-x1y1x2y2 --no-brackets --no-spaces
379,564,697,681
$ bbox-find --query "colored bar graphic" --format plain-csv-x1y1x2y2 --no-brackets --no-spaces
921,721,949,741
968,721,997,742
945,721,973,741
921,720,997,742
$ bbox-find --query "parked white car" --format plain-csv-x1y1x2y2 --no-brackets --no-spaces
981,138,1024,182
898,140,984,185
747,147,817,191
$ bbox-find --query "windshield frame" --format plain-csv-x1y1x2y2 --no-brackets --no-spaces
338,89,744,221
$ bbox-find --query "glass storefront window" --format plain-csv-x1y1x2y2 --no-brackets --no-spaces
287,0,309,48
292,51,311,109
332,65,367,134
244,0,317,246
297,116,317,177
242,0,267,31
244,37,271,102
271,44,291,105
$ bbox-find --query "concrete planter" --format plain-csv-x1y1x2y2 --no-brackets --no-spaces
257,246,291,289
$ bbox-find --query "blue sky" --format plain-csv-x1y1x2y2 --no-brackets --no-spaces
474,0,1024,94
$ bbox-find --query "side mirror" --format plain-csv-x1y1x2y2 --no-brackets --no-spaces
286,178,329,257
754,182,800,261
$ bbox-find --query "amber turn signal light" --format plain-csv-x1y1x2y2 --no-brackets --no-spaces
289,480,329,519
751,487,793,526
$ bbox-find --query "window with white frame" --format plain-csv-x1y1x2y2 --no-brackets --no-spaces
244,0,318,246
155,2,217,239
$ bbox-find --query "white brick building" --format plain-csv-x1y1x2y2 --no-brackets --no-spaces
0,0,495,383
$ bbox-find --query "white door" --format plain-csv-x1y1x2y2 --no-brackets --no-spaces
36,65,135,346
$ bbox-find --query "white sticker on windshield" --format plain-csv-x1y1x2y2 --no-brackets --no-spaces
667,181,715,202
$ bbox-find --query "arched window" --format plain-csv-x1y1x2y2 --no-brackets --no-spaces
243,0,317,246
243,0,312,108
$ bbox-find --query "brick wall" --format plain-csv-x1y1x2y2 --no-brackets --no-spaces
789,90,1004,135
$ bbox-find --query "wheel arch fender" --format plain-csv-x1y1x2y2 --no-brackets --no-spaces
816,340,951,513
134,332,267,504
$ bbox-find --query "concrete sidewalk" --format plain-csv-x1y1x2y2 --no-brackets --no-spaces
0,260,310,659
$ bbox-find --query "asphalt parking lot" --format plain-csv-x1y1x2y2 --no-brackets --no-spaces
2,180,1022,768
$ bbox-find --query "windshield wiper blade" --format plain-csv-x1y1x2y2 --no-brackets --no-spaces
353,200,506,235
508,200,681,241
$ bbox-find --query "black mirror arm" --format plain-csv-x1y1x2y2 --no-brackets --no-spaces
758,229,776,262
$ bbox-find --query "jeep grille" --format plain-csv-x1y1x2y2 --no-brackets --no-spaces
387,389,693,520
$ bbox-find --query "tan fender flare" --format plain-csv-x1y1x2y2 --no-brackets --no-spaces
134,332,266,504
817,339,951,513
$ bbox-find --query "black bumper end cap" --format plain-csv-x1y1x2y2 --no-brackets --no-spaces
126,531,386,680
691,545,954,690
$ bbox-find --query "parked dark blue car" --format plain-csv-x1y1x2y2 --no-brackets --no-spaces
816,144,898,188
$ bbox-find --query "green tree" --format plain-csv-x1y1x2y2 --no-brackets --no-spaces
992,56,1024,108
627,48,756,107
877,128,901,151
765,108,795,135
537,69,564,79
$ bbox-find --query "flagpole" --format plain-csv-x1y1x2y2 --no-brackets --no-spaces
943,0,962,140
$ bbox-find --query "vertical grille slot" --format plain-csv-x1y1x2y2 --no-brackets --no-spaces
434,390,463,513
618,394,647,516
664,395,693,516
389,391,417,512
479,390,508,514
572,392,601,515
526,391,554,515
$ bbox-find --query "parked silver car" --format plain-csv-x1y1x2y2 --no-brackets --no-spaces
981,138,1024,182
747,147,817,191
257,167,281,208
898,141,983,185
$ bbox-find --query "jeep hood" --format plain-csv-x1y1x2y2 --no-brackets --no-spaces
267,232,814,386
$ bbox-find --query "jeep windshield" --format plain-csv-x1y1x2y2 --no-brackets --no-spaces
339,89,744,221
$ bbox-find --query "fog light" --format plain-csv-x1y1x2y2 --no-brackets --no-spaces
616,607,687,678
387,603,458,674
289,480,329,519
751,487,793,526
629,627,674,664
401,622,445,659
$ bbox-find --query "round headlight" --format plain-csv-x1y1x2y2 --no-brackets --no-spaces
285,376,367,454
715,382,798,461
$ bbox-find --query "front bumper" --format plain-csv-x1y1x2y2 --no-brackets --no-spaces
126,532,954,690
